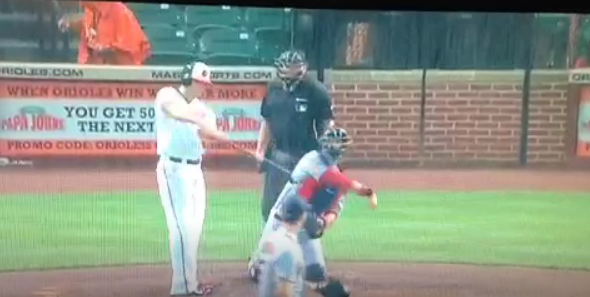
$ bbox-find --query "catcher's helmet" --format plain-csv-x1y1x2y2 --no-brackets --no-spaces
319,127,351,158
180,61,212,86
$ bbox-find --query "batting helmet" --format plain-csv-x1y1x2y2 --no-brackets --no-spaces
319,127,351,158
180,61,212,86
281,197,310,223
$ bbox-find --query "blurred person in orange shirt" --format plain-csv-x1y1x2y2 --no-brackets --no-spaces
58,1,151,65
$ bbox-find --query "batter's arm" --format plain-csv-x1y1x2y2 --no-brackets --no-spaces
159,90,229,142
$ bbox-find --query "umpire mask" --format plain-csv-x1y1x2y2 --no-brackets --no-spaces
274,50,307,92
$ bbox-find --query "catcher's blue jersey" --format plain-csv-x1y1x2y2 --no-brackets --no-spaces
287,150,345,216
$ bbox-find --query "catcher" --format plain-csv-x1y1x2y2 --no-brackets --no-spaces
248,127,378,297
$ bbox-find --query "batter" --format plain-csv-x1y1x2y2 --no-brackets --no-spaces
249,127,378,297
155,61,228,297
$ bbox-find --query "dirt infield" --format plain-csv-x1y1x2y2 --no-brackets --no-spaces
1,168,590,297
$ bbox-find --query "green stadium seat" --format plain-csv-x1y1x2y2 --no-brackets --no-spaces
128,3,184,14
0,13,39,41
10,0,48,14
186,5,243,27
196,26,256,57
254,27,290,63
130,3,185,27
192,24,235,39
142,24,194,64
143,24,190,51
440,13,480,69
536,14,569,34
146,52,194,65
0,0,14,13
190,24,234,52
201,53,258,66
533,14,569,68
245,7,292,29
0,39,41,62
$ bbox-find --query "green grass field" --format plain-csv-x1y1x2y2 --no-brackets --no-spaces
1,190,589,272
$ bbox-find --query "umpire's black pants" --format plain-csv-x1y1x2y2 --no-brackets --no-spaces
261,149,301,222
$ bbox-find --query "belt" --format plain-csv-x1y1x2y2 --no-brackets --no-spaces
166,156,201,165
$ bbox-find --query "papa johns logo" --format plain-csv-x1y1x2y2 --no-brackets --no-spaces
1,106,65,132
216,108,261,132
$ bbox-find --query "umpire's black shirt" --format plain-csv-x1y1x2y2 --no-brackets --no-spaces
261,74,334,157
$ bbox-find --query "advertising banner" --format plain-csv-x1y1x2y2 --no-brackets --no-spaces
0,79,266,156
577,87,590,157
0,62,275,82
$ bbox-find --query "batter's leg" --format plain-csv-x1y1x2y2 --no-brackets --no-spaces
156,160,200,295
180,163,207,291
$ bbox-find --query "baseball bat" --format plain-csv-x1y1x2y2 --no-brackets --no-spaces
230,143,293,177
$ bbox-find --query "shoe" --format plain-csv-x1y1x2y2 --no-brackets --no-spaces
194,283,216,296
247,257,260,283
171,283,217,296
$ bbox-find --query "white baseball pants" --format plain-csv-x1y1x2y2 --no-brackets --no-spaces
156,157,206,295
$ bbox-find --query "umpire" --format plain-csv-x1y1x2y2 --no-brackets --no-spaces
255,49,335,223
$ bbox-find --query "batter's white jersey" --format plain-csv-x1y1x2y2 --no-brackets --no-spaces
155,85,213,295
155,86,204,159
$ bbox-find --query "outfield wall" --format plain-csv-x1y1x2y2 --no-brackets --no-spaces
0,63,588,168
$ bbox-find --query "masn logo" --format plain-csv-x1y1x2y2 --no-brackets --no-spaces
151,70,182,80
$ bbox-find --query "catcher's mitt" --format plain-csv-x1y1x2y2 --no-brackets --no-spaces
303,211,326,239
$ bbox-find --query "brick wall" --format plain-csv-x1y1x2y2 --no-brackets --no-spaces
326,70,570,166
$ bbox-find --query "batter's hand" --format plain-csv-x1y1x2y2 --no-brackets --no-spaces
254,150,265,163
230,143,258,159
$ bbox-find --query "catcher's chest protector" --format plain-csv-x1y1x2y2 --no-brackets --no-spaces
308,186,341,215
291,150,342,215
